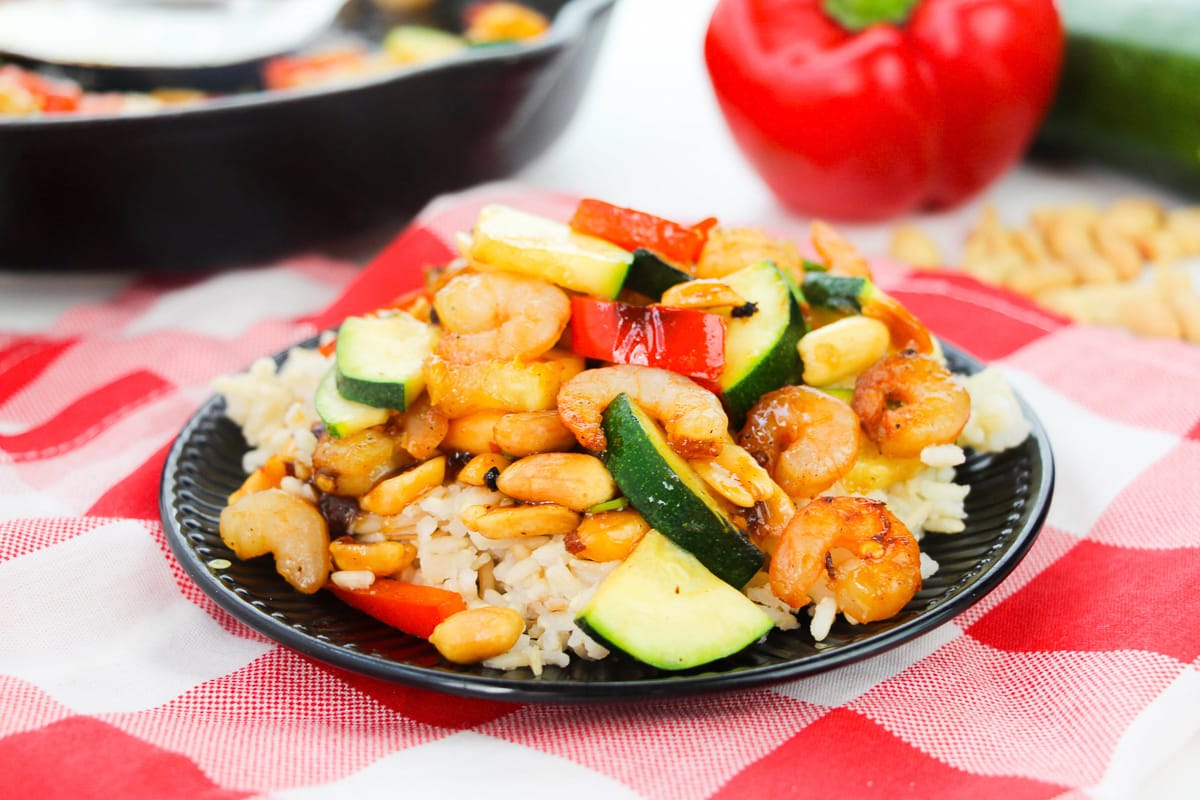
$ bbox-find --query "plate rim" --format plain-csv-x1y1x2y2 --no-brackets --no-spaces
160,340,1055,702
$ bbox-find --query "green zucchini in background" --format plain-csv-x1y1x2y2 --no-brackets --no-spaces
1034,0,1200,194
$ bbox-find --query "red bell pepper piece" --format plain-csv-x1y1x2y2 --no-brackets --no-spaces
0,65,82,113
570,296,726,381
569,198,717,266
329,579,466,639
704,0,1063,220
262,49,368,91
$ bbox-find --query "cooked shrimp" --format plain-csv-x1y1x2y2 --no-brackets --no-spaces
861,289,934,354
737,385,860,500
812,221,872,279
394,393,448,460
852,349,970,459
557,364,727,457
769,496,921,623
433,271,570,363
695,226,803,279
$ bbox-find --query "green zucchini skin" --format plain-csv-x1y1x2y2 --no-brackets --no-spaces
718,260,806,429
621,248,692,300
1034,0,1200,194
315,368,389,438
334,314,434,411
601,393,764,588
800,273,867,314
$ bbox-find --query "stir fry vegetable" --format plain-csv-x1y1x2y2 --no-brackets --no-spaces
216,198,1024,672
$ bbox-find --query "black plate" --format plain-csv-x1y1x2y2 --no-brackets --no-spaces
0,0,614,271
160,342,1054,702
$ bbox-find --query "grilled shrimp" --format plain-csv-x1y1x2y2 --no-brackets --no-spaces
557,364,727,457
769,496,921,623
812,221,872,278
737,385,860,500
433,271,570,363
852,349,970,459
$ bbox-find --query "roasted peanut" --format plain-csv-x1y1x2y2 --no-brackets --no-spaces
457,453,512,486
1009,229,1051,265
799,315,890,387
1166,208,1200,255
1134,229,1184,264
888,224,941,268
1101,197,1163,239
1003,261,1076,296
1092,227,1143,280
494,453,616,511
1156,268,1200,343
1043,216,1097,261
1065,253,1118,285
441,411,504,454
429,606,525,664
462,503,581,539
329,537,417,575
219,488,330,593
565,509,650,562
1117,288,1182,339
962,251,1024,287
359,456,446,515
493,410,577,457
659,279,747,310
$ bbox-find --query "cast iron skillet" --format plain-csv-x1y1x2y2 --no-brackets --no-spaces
0,0,614,271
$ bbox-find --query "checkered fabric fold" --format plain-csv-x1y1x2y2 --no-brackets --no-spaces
3,185,1198,799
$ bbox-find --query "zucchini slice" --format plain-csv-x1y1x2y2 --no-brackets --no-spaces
621,248,692,299
602,393,764,588
718,259,806,427
315,367,389,438
576,530,773,671
334,313,436,411
467,204,634,299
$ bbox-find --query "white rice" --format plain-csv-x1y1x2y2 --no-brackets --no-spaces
363,482,618,673
213,348,329,472
213,347,1032,663
959,367,1032,453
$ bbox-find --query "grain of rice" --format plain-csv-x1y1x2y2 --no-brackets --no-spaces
921,443,965,468
331,570,376,590
810,596,838,641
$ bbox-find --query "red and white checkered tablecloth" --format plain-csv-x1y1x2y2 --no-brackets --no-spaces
4,185,1200,799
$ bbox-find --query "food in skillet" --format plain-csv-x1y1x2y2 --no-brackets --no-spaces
213,200,1031,673
0,1,548,116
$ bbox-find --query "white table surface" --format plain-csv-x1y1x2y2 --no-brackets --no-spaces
515,1,1200,797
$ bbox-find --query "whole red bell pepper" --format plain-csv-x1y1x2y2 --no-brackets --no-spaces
704,0,1063,220
570,296,726,381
